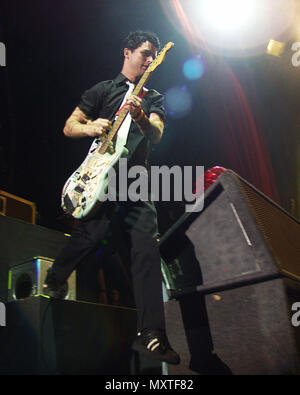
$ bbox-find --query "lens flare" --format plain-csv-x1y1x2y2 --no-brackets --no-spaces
183,57,205,80
164,86,192,119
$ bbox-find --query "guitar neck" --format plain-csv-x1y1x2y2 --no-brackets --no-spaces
98,72,151,155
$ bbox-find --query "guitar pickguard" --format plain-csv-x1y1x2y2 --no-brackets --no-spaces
62,138,127,219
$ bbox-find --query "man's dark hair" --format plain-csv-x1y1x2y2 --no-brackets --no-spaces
121,30,160,57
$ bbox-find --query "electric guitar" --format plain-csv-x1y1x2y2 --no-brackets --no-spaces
61,41,174,220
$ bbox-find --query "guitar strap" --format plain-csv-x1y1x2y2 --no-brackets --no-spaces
115,81,148,152
87,82,146,156
115,81,135,152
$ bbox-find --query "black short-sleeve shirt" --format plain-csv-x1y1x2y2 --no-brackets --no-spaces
78,73,166,165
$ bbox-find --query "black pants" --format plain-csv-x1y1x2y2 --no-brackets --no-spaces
51,200,165,332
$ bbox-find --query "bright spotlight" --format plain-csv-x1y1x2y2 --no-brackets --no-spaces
200,0,255,33
161,0,294,56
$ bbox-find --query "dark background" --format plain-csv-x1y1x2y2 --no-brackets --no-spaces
1,0,300,235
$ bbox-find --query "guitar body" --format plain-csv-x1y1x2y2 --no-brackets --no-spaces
61,139,128,220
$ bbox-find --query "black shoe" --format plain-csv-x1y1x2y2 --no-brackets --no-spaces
43,267,68,299
132,329,180,365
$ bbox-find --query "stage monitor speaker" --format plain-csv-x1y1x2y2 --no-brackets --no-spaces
159,170,300,374
164,289,300,375
0,296,162,375
7,257,76,302
0,215,70,303
159,169,300,298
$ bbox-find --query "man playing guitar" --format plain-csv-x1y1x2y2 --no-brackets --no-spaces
43,30,180,365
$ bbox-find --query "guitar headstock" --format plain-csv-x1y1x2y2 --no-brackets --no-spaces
146,41,174,72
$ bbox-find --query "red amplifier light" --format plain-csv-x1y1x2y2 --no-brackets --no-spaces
204,166,226,191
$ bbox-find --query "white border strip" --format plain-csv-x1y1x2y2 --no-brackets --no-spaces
230,203,252,246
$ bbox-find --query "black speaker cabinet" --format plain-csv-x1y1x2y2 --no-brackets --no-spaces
164,284,300,375
159,170,300,375
0,296,162,375
7,257,76,302
159,169,300,297
0,216,70,303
